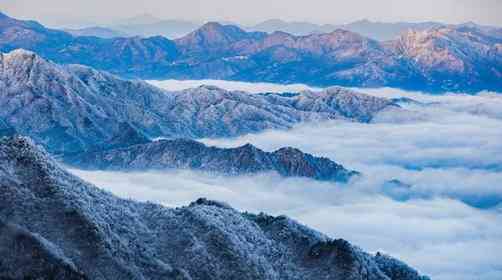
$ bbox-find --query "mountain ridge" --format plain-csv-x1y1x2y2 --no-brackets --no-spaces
0,49,396,154
1,12,501,91
63,138,359,182
0,135,430,280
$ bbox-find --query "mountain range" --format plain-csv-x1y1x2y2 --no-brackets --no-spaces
60,16,445,41
0,49,396,155
247,19,444,41
64,138,359,182
0,135,430,280
1,12,501,92
0,12,502,92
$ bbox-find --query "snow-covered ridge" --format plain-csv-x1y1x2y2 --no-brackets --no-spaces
0,135,430,280
0,49,396,155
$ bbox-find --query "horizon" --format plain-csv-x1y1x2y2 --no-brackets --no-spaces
2,0,501,28
0,9,500,34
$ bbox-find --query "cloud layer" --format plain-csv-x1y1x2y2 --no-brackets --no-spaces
71,168,502,280
70,82,502,279
148,79,321,93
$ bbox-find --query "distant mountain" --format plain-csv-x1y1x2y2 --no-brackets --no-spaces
111,20,200,39
171,23,422,88
175,22,267,56
0,12,179,75
0,49,396,154
63,26,128,38
341,20,444,41
172,22,502,91
1,12,501,92
64,139,359,182
0,135,430,280
248,19,337,36
247,19,443,41
113,13,163,26
393,25,502,90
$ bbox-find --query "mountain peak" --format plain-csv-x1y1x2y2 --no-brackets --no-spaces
351,19,373,25
195,21,249,39
200,21,225,29
175,21,264,52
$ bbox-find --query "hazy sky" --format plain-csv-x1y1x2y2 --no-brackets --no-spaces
2,0,502,27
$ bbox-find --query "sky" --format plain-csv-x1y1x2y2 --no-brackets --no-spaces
2,0,502,27
72,81,502,279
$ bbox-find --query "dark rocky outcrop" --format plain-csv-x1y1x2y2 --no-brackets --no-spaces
63,138,359,182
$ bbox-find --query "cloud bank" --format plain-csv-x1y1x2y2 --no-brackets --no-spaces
148,79,322,93
70,82,502,279
71,168,502,280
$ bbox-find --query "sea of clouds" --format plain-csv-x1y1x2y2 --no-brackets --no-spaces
73,80,502,280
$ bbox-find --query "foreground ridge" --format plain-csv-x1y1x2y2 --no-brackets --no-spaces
0,136,430,280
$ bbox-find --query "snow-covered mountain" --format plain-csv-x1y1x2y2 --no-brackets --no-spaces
393,25,502,91
0,49,395,154
0,135,430,280
64,138,359,182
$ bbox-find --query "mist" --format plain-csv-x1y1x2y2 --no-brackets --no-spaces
147,79,321,93
70,82,502,279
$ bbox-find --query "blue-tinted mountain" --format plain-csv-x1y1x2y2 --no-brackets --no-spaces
2,12,500,91
0,135,430,280
173,22,502,91
64,138,359,182
340,20,443,41
0,49,396,154
247,19,443,41
0,11,179,76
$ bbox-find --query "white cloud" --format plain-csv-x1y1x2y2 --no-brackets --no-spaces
70,83,502,279
71,168,502,280
197,87,502,207
147,79,322,93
